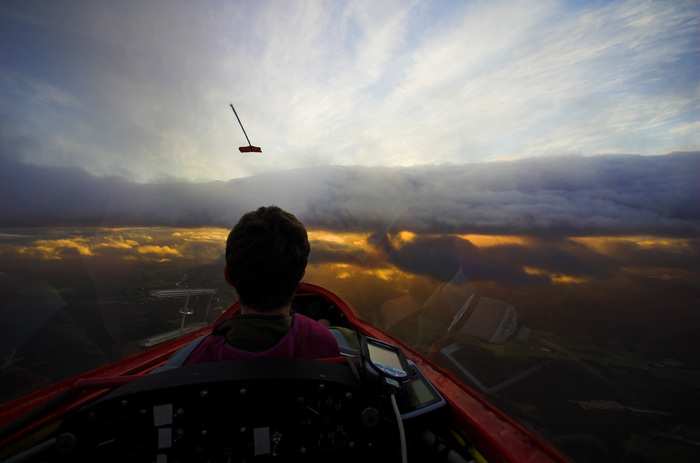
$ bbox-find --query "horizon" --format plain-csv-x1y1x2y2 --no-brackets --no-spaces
2,152,698,238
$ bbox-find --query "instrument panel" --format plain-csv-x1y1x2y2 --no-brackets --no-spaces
53,359,395,462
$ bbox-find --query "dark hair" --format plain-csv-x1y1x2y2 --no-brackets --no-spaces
225,206,310,312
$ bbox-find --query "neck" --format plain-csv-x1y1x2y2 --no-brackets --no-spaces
240,304,290,316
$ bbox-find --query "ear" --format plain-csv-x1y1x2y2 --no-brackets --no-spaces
223,265,233,286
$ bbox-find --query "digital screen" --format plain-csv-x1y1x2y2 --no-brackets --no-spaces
397,368,446,419
368,341,405,373
407,378,435,407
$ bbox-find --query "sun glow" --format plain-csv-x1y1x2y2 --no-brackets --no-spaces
571,236,696,255
456,235,530,247
524,266,590,284
387,231,417,249
308,230,371,248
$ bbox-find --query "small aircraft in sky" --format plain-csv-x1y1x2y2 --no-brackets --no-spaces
230,103,262,153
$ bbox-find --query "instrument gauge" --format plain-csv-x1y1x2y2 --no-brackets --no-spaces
298,392,350,450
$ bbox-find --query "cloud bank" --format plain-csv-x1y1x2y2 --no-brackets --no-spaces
1,152,698,237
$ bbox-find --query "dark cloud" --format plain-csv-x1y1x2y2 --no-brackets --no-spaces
383,235,551,286
297,153,700,237
1,153,698,237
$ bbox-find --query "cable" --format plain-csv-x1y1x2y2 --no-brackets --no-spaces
420,430,476,463
390,392,407,463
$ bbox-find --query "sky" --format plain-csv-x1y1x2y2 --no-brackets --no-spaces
1,0,698,181
0,0,698,235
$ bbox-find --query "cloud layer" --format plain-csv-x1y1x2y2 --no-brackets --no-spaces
1,152,698,237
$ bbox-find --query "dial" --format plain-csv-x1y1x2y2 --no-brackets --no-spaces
298,392,350,449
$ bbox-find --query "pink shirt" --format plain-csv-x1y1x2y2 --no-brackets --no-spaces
183,314,340,365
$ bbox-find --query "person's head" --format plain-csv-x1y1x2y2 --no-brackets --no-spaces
225,206,310,312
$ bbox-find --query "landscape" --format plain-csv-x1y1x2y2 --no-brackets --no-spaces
1,224,698,461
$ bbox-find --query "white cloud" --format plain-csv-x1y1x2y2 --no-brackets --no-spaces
0,0,697,182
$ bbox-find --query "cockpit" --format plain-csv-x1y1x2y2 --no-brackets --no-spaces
3,290,479,463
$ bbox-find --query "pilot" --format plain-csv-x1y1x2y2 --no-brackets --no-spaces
183,206,340,364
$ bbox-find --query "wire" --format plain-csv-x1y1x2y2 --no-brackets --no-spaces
420,430,476,463
390,392,407,463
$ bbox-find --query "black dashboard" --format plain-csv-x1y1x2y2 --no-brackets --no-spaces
51,359,398,462
19,292,453,463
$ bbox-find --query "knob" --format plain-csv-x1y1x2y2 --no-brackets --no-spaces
361,407,380,427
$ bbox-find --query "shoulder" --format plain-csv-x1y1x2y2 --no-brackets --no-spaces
182,333,226,365
293,314,332,334
292,314,340,358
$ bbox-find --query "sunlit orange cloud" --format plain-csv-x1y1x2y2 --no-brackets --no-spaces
17,238,94,260
307,230,375,265
387,231,417,249
100,227,127,233
308,230,372,249
307,262,427,296
318,263,354,279
136,245,182,259
311,262,410,282
91,229,224,263
571,236,696,255
76,228,225,263
95,236,138,250
306,261,438,323
524,266,590,284
173,228,229,242
455,234,530,247
310,229,528,254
